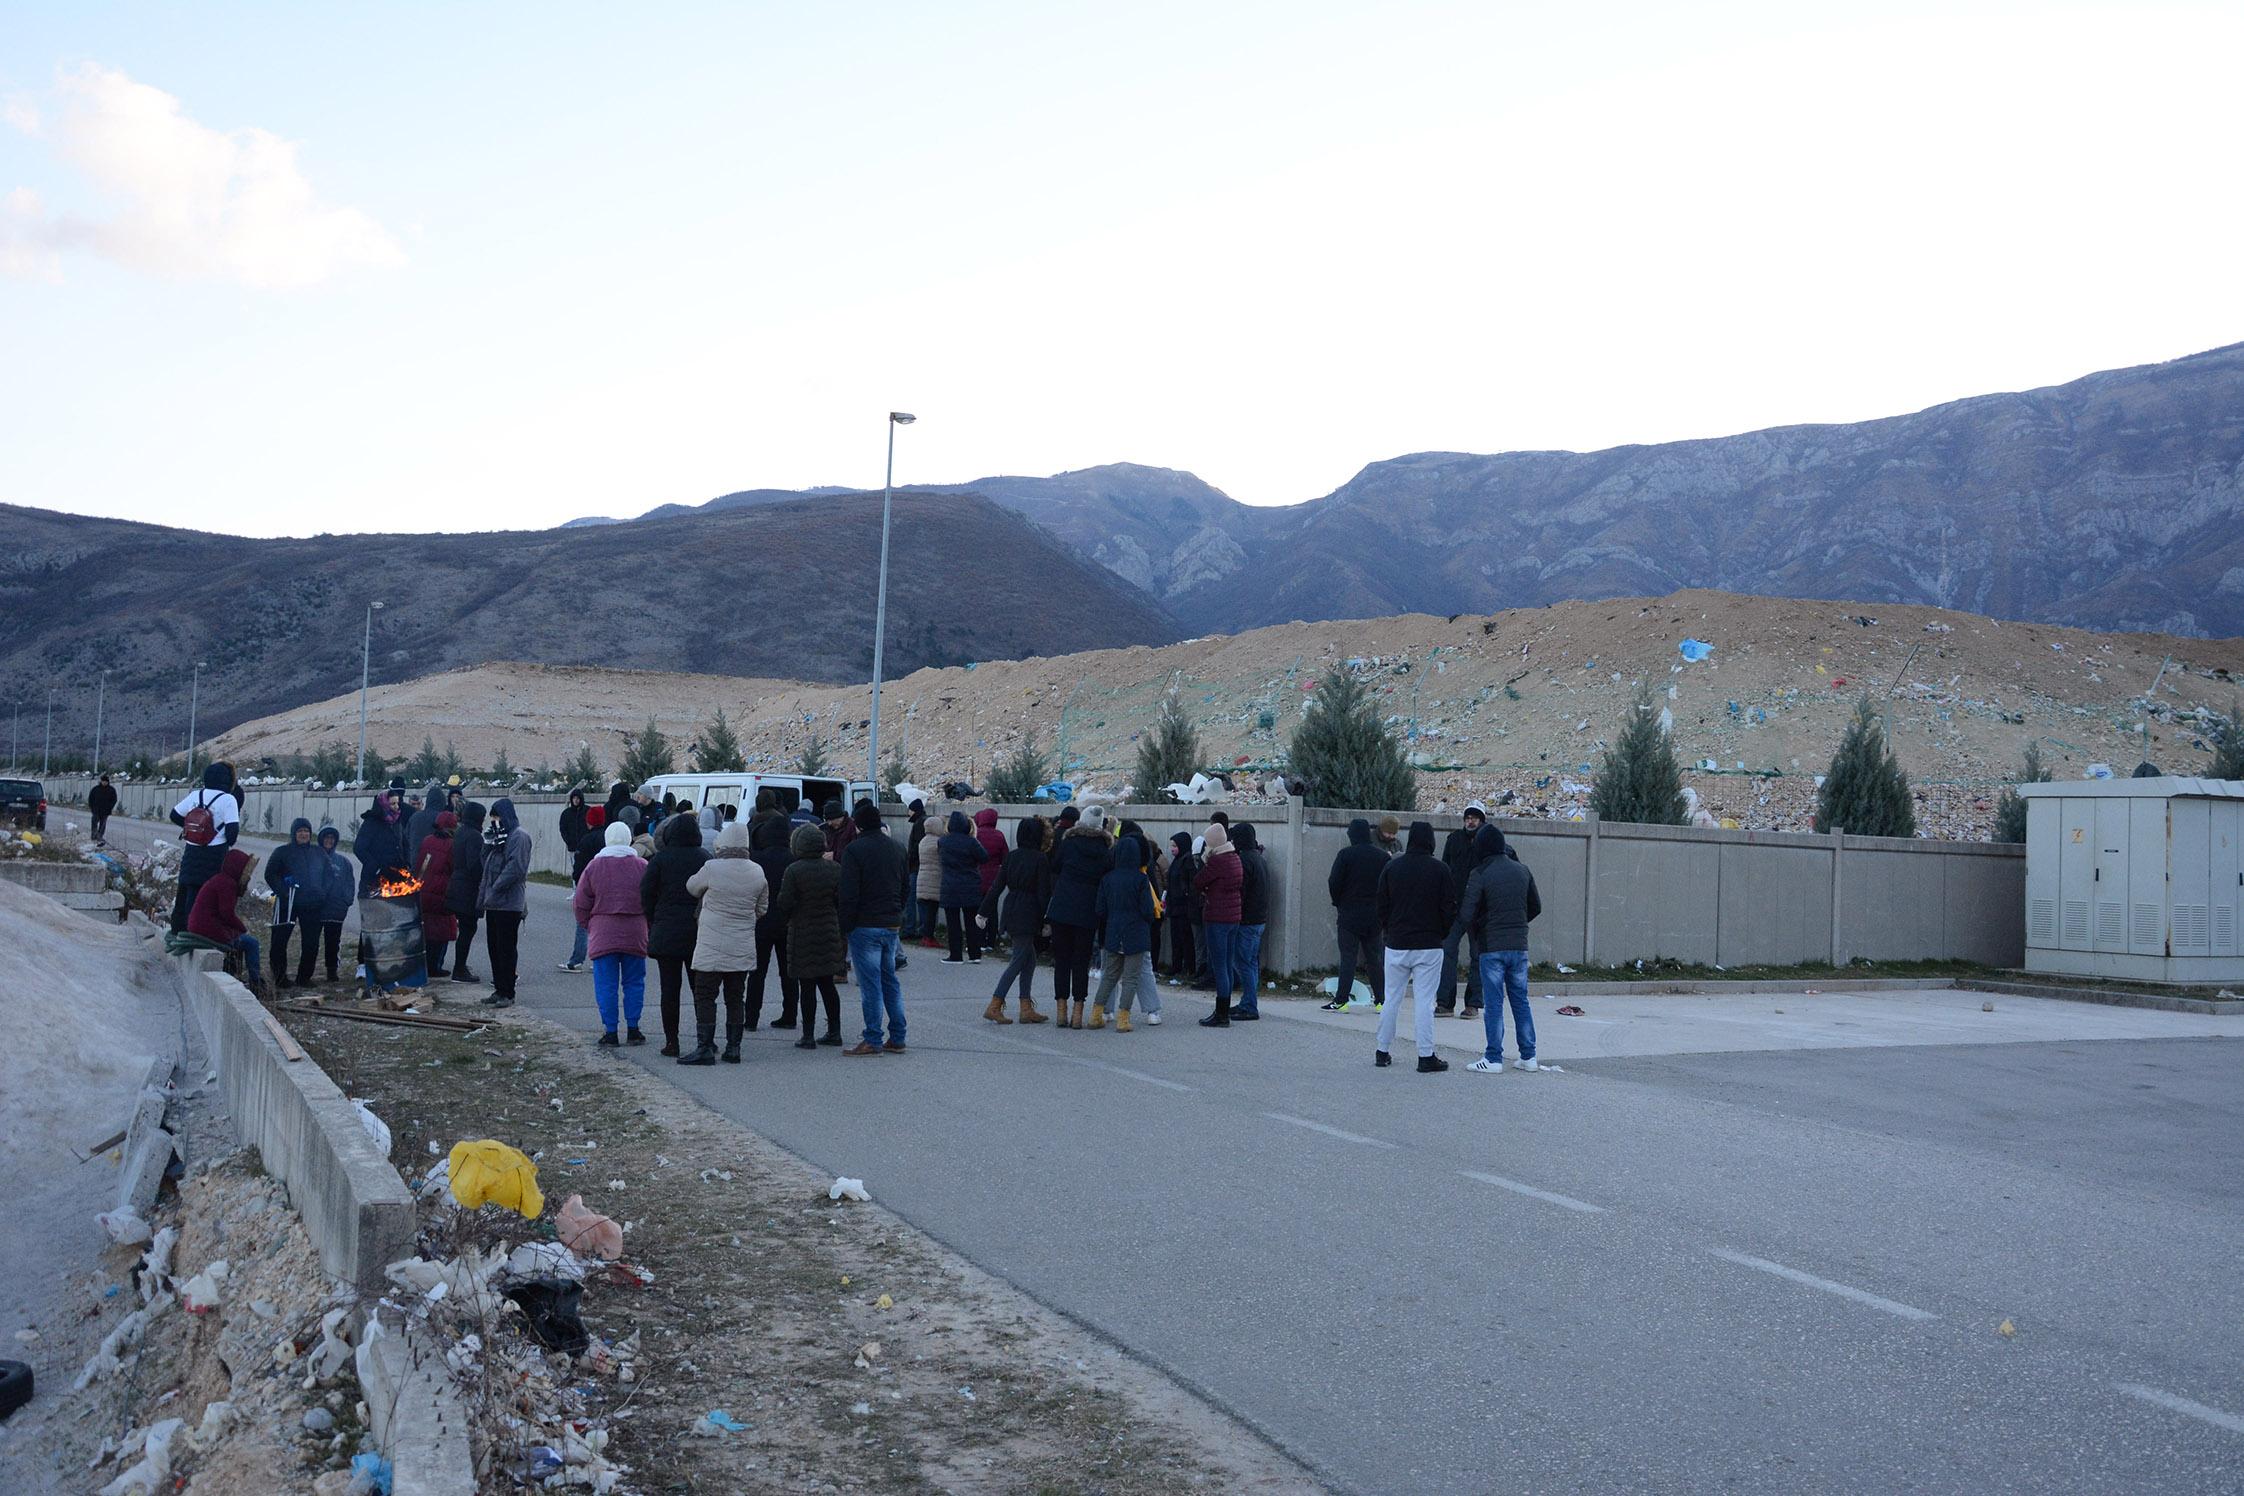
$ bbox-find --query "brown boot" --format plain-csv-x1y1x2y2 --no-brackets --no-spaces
1087,1002,1106,1031
982,995,1014,1025
1115,1008,1133,1033
1018,997,1050,1024
1068,999,1085,1029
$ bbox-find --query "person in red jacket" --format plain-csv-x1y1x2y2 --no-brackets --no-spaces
187,848,262,990
1194,822,1243,1027
971,807,1008,944
417,811,459,981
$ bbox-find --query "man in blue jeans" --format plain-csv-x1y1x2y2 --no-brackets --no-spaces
1449,823,1547,1073
838,802,908,1053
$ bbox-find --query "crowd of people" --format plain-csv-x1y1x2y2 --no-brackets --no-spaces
160,767,1546,1077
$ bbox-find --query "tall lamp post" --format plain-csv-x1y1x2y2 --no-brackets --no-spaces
866,411,916,796
42,688,55,775
186,660,207,778
92,670,108,776
356,601,384,786
8,702,18,770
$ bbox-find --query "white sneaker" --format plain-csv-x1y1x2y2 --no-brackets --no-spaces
1467,1058,1502,1073
1513,1057,1562,1072
1145,1011,1163,1025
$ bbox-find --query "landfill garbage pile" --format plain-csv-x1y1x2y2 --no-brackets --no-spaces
207,589,2244,839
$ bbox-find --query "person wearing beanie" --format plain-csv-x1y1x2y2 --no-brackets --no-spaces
935,810,989,964
822,798,857,860
1042,803,1112,1027
1440,802,1490,1017
682,820,768,1064
1377,814,1402,857
839,800,908,1052
1373,821,1456,1072
1453,823,1545,1074
979,816,1053,1024
476,797,532,1005
1193,820,1243,1026
780,822,850,1049
641,812,710,1056
574,822,650,1044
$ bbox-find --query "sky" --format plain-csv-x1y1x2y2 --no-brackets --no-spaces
3,0,2241,538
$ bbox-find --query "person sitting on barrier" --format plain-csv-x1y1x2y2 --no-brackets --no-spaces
187,848,263,993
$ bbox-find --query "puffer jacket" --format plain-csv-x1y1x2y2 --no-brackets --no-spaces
981,825,1051,938
936,811,986,907
914,820,945,902
778,823,847,979
1453,824,1542,953
477,798,531,914
314,828,355,923
750,812,794,938
446,802,486,918
187,849,255,945
641,815,709,960
418,819,459,942
686,827,767,972
972,808,1007,897
1195,846,1243,925
572,841,649,959
1092,836,1157,955
262,818,325,925
1045,824,1112,929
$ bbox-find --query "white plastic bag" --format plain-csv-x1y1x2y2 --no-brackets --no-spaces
351,1099,392,1157
828,1177,871,1203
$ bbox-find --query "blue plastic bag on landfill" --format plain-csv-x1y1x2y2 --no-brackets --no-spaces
1678,639,1714,662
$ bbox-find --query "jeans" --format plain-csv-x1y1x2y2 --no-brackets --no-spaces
229,932,262,984
1134,949,1162,1014
1379,946,1443,1057
1441,930,1484,1008
992,941,1038,1001
1477,950,1535,1062
1202,922,1239,1017
851,927,904,1047
1335,919,1384,1004
592,953,646,1033
566,922,589,967
1233,923,1265,1015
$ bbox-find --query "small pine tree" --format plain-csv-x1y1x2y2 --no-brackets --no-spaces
410,735,443,783
1135,695,1204,802
440,739,464,781
1817,694,1916,837
1991,741,2049,843
490,746,515,783
796,733,830,777
360,746,391,786
2211,697,2244,781
308,741,353,786
984,733,1052,804
690,708,747,773
562,743,603,791
881,749,911,802
1288,670,1417,811
619,717,676,786
1589,685,1688,825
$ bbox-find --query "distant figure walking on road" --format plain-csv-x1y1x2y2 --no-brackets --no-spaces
1454,824,1545,1074
1374,821,1456,1073
575,822,649,1045
88,773,117,844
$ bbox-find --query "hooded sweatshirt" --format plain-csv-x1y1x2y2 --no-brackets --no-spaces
972,808,1008,897
446,802,487,918
749,810,796,937
353,792,413,894
314,827,356,923
1453,824,1542,952
686,821,769,972
1375,821,1456,950
560,792,589,852
477,797,531,913
172,762,242,885
573,823,649,959
934,810,987,908
404,781,447,860
263,818,325,924
838,801,904,931
1164,832,1202,923
1327,816,1389,931
982,819,1052,938
1443,807,1488,899
1194,822,1243,925
419,812,460,941
187,848,256,945
641,812,710,959
1092,835,1157,955
1233,822,1270,926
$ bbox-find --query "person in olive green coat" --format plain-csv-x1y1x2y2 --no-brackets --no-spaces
777,822,845,1048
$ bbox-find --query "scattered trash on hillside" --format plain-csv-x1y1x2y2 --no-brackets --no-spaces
829,1177,871,1203
1679,639,1715,662
447,1138,543,1217
555,1194,624,1260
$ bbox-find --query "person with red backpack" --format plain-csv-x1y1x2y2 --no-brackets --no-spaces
169,762,241,932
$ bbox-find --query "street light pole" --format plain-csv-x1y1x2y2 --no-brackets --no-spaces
187,661,207,778
93,670,107,776
866,411,916,797
356,601,384,785
42,688,54,775
8,702,17,770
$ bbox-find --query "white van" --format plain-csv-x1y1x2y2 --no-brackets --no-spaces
633,771,876,822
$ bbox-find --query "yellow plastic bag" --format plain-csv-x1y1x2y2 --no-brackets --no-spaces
447,1139,545,1218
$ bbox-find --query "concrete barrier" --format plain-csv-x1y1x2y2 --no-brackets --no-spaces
174,954,414,1287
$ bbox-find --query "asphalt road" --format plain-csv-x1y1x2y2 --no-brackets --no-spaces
105,816,2244,1492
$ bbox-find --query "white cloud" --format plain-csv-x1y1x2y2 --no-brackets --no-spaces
1,64,401,288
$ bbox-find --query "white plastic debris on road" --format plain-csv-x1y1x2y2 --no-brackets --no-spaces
74,1294,171,1390
829,1177,871,1203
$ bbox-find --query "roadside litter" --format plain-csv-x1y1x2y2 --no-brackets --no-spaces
829,1177,871,1203
1555,1004,1586,1017
555,1194,624,1259
690,1409,749,1436
350,1099,391,1157
446,1138,543,1217
503,1278,590,1354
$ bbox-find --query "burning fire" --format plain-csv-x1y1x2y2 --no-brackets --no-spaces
372,870,422,898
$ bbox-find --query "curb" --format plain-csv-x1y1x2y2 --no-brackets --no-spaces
1957,978,2244,1017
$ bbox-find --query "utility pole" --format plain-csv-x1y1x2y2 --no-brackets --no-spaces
92,670,107,775
42,688,54,775
187,661,207,778
356,600,384,785
866,411,916,797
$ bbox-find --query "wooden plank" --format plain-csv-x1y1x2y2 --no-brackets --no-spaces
261,1009,307,1061
275,1003,485,1034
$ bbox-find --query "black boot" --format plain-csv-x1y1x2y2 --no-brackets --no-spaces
722,1026,743,1064
678,1034,717,1066
1417,1053,1450,1073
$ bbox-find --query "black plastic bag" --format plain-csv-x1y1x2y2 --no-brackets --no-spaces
504,1279,589,1354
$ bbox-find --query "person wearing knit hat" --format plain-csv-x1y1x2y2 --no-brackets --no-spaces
681,820,768,1064
1377,814,1402,857
1440,802,1490,1018
1193,821,1243,1026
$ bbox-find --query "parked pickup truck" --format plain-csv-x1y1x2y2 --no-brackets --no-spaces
0,777,46,832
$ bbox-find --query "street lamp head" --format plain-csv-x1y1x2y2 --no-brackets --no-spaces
371,600,385,611
889,412,916,425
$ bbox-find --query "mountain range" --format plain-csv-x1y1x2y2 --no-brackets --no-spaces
5,341,2241,755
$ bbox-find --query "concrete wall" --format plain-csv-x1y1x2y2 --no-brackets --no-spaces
73,777,2022,973
175,955,415,1287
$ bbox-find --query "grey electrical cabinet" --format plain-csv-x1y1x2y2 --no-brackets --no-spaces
2020,777,2244,983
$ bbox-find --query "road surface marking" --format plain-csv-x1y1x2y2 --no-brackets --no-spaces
1708,1248,1936,1321
2115,1383,2244,1435
1079,1060,1193,1092
1459,1170,1605,1214
1261,1112,1398,1149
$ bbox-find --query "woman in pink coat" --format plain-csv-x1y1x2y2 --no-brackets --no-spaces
572,822,650,1046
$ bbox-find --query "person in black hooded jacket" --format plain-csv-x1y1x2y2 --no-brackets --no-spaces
445,800,486,982
978,816,1052,1024
1230,823,1270,1019
559,789,589,854
747,808,802,1035
641,813,709,1055
1452,823,1544,1072
1164,831,1201,983
1373,821,1456,1072
1440,802,1489,1016
1326,817,1387,1010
